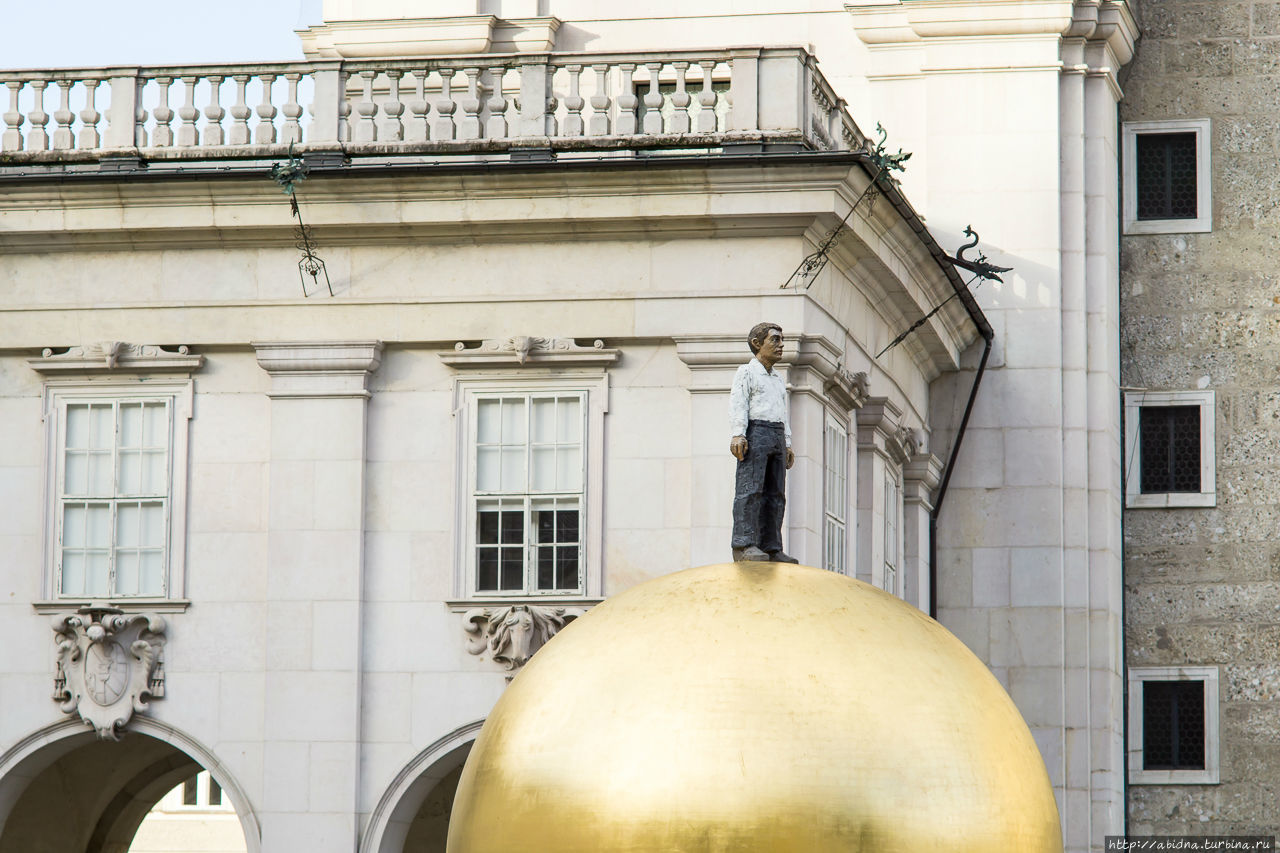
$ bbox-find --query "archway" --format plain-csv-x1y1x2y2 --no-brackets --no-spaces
0,718,259,853
360,720,482,853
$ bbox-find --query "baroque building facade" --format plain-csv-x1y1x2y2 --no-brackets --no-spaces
0,2,1140,851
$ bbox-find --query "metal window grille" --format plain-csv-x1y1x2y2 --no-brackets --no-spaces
474,394,585,595
823,416,848,573
1143,680,1205,770
883,473,900,594
58,399,172,598
1136,132,1198,220
1139,405,1201,494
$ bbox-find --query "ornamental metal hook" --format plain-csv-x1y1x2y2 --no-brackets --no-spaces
269,143,333,298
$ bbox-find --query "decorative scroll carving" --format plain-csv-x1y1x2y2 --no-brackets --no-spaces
464,604,585,671
442,336,619,368
52,604,166,740
29,342,203,374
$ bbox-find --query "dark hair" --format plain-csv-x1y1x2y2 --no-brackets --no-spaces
748,322,782,354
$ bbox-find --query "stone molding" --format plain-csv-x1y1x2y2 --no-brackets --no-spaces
848,0,1137,82
857,397,924,465
674,334,868,410
463,604,587,672
51,604,166,741
253,341,383,398
441,337,619,369
902,452,944,510
298,15,562,59
28,342,203,375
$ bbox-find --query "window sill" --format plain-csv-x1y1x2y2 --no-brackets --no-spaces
1129,769,1219,785
1123,217,1211,235
32,598,191,615
445,597,604,614
1126,492,1215,509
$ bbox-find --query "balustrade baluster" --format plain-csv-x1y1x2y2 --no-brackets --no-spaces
670,62,691,134
381,70,405,141
27,79,50,150
203,75,225,146
563,65,584,137
282,73,304,143
133,78,149,147
434,68,457,141
642,63,664,135
697,62,718,132
485,65,507,139
254,74,278,144
458,67,482,140
588,64,610,136
152,77,174,147
52,80,75,149
406,69,430,142
615,64,638,135
2,81,24,151
177,76,200,147
229,75,251,144
336,70,351,143
355,70,378,142
78,79,101,148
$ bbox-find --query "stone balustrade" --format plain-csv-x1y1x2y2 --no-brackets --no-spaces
0,47,867,162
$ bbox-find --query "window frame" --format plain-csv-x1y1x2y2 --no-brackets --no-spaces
1123,390,1215,508
41,379,194,606
822,411,851,574
1127,666,1219,785
1122,118,1212,235
882,467,903,596
453,374,606,601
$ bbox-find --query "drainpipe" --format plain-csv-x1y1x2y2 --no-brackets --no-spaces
928,331,993,619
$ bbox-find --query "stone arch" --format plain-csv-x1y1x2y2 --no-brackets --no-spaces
0,717,260,853
360,719,484,853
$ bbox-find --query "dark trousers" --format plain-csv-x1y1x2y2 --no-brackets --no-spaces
731,420,787,552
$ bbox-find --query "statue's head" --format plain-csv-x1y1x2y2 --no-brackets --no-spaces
747,322,782,354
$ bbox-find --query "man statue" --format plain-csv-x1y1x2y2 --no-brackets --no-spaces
729,323,798,563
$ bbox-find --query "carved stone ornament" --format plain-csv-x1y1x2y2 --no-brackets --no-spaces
441,336,619,368
29,342,203,374
888,425,925,462
52,604,166,740
464,605,585,672
826,366,870,411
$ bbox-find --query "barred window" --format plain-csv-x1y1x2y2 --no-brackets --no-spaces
1136,132,1198,220
1139,405,1200,494
1142,680,1205,771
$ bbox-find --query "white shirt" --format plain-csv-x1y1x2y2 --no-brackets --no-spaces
728,357,791,447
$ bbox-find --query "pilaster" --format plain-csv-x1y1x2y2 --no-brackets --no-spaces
253,341,382,852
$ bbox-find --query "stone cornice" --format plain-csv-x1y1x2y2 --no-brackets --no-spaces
675,334,869,402
253,341,383,398
441,337,619,369
848,0,1137,79
28,342,203,375
902,451,944,509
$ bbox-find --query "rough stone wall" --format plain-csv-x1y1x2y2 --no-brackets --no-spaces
1122,0,1280,834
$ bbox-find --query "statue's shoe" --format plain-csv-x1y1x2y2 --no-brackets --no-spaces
768,551,799,564
732,546,771,562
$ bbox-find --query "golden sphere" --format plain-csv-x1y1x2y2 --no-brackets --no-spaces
448,563,1062,852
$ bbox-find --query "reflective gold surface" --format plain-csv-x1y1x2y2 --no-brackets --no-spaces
448,562,1062,852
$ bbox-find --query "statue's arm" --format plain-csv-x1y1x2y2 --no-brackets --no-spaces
728,365,750,459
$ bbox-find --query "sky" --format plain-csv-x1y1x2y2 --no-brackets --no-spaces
1,0,322,70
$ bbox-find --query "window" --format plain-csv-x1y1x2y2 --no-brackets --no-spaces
823,414,849,573
1123,119,1211,234
1124,390,1215,508
1128,666,1219,784
473,394,585,595
44,381,193,602
882,472,900,595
